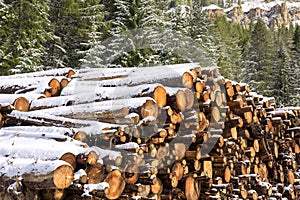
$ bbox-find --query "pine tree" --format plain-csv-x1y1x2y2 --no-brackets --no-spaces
81,0,171,68
214,16,244,81
0,0,53,73
290,25,300,105
272,25,298,105
242,18,275,96
77,0,105,68
0,1,13,75
48,0,84,69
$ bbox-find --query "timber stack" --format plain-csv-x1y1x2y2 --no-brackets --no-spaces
0,63,299,200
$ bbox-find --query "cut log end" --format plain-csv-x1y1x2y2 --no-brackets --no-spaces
49,78,61,97
176,90,187,111
60,153,76,170
86,163,105,184
153,85,167,107
104,170,126,200
185,176,199,200
182,72,194,89
13,97,29,112
67,69,76,78
60,78,70,89
140,99,159,119
185,89,194,110
53,165,74,189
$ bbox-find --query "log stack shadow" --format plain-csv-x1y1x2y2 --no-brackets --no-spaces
0,63,299,200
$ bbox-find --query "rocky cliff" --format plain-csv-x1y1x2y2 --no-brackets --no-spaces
203,0,300,28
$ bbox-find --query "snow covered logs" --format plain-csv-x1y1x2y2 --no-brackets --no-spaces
0,64,300,199
0,69,75,113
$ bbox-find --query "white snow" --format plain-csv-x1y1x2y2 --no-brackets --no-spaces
9,110,126,132
125,113,139,119
0,135,88,161
0,68,75,79
7,182,22,195
31,97,154,118
202,4,223,11
1,126,76,136
74,169,87,181
92,146,122,161
0,76,66,92
0,93,46,104
83,182,109,196
78,63,200,86
204,0,300,17
115,142,139,150
30,96,74,110
138,116,157,125
0,158,71,177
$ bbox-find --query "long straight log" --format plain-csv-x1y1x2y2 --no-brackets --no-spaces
0,157,74,189
0,68,75,79
39,97,159,120
62,82,167,108
7,110,127,131
0,126,76,137
78,63,201,87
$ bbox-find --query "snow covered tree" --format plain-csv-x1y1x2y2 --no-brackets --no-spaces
0,1,13,75
81,0,173,68
290,25,300,105
48,0,83,69
188,1,219,66
77,0,105,68
0,0,53,73
272,25,298,106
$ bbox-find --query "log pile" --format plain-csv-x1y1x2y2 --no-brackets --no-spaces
0,63,299,200
0,68,75,112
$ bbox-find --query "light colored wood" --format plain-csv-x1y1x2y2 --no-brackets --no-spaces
203,160,212,178
185,176,199,200
104,170,126,200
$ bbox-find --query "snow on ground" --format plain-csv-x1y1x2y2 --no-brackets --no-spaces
205,0,300,13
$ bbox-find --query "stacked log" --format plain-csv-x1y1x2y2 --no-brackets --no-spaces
0,69,75,114
0,63,299,200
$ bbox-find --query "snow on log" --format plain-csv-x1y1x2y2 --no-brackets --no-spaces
0,76,69,97
62,82,167,108
0,126,76,137
77,63,202,87
75,67,134,80
92,146,123,167
0,93,46,112
0,135,88,161
0,68,76,79
83,182,110,197
37,97,159,120
7,110,127,132
29,95,74,111
0,129,70,142
0,158,74,189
